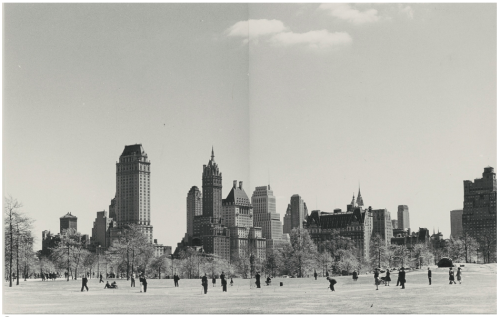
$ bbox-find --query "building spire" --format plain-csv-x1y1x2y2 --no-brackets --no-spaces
211,146,214,161
356,183,364,207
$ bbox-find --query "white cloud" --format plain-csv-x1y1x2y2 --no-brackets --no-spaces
319,3,380,25
226,19,352,50
399,5,414,19
270,29,352,49
226,19,287,39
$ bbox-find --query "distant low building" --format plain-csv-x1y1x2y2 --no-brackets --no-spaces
60,212,77,234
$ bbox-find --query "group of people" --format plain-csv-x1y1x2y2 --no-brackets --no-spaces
374,268,406,290
202,272,235,294
449,267,462,284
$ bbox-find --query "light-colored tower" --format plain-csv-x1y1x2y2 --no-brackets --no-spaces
372,209,393,246
397,205,410,230
186,186,202,238
251,185,283,240
115,144,152,242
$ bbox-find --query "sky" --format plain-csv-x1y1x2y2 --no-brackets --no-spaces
3,3,496,250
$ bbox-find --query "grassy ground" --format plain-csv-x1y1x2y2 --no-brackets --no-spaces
3,263,496,314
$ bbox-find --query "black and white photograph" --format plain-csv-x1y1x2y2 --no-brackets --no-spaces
2,3,497,314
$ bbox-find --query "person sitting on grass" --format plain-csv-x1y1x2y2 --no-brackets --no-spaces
104,281,118,289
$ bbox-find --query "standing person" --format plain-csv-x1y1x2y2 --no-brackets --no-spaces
399,268,406,289
175,274,180,287
81,275,89,292
230,278,234,287
428,268,432,285
255,272,261,288
201,273,208,294
396,269,401,286
457,267,462,284
139,275,144,292
212,275,216,287
385,268,391,286
99,273,104,283
449,268,456,284
326,271,329,278
142,274,148,293
131,272,136,287
327,277,337,291
374,268,380,290
221,272,227,292
352,270,358,281
314,271,318,280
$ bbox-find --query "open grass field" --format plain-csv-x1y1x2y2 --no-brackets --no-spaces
3,264,496,314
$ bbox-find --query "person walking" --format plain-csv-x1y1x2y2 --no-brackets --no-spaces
314,271,318,280
352,270,358,281
396,268,401,286
457,267,462,284
81,275,89,292
201,273,208,294
428,268,432,285
374,268,380,290
131,273,136,287
99,273,104,283
212,275,216,287
449,268,456,284
255,271,261,288
327,277,337,291
399,268,406,289
385,269,391,286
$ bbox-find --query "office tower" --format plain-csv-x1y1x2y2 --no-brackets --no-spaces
91,210,114,249
186,186,202,239
290,195,307,230
372,209,393,246
450,209,463,238
60,212,77,234
202,147,222,219
251,185,282,239
283,204,292,234
397,205,410,230
392,219,398,229
115,144,153,243
462,167,497,241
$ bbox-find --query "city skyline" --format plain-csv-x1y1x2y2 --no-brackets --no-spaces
3,4,496,250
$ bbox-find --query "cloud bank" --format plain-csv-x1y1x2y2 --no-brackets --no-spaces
226,19,351,50
318,4,380,25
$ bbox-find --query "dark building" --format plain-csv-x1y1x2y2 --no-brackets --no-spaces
283,195,308,234
59,212,77,234
462,167,497,242
41,230,61,257
397,205,410,230
191,148,230,260
391,227,430,247
450,209,463,238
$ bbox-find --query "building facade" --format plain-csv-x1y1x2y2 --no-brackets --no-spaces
462,167,497,242
186,186,202,240
372,209,393,246
91,210,114,249
283,204,292,234
391,219,398,229
397,205,410,230
60,212,77,234
450,209,463,238
114,144,153,243
290,195,307,231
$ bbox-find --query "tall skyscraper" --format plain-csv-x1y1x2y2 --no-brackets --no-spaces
397,205,410,230
372,209,393,246
115,144,153,243
60,212,77,234
91,210,114,249
186,186,202,239
283,204,292,234
450,209,463,238
202,147,222,219
252,185,286,249
462,167,497,241
290,194,307,230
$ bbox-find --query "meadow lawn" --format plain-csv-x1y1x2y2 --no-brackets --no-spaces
3,263,496,314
